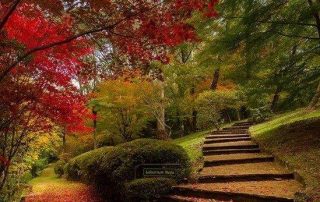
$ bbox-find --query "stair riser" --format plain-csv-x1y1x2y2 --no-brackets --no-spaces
213,131,248,134
204,138,251,144
223,127,250,130
203,149,260,155
198,174,294,183
206,135,250,139
203,145,259,151
171,188,293,202
204,157,274,167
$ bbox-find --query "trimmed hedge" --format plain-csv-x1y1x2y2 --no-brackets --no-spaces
54,160,66,177
125,178,176,201
64,146,114,182
94,139,191,200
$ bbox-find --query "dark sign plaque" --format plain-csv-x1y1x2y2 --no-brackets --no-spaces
134,163,181,179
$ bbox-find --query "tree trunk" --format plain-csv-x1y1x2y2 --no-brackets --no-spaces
157,74,169,140
62,128,66,152
271,86,282,112
92,108,98,149
309,81,320,108
210,68,220,90
190,86,197,132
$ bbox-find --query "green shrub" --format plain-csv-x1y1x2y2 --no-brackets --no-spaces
249,106,273,123
64,146,114,182
125,178,176,201
96,133,125,147
94,139,191,200
54,160,66,177
30,158,48,177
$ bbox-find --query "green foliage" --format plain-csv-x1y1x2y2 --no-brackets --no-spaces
125,178,176,201
54,160,66,177
196,90,243,129
64,146,114,182
92,139,190,200
93,78,162,141
30,158,49,177
249,106,273,123
96,133,125,147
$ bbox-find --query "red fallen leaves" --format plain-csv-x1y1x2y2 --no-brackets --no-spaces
25,186,103,202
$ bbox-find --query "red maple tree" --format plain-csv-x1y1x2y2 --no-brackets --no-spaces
0,0,218,190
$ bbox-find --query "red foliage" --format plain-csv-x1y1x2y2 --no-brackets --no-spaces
25,185,103,202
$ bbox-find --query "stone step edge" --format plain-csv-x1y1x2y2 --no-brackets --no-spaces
206,134,250,139
203,144,259,151
203,148,261,155
198,173,295,183
170,186,294,202
204,156,274,167
204,137,252,144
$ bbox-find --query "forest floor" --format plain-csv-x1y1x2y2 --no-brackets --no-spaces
24,165,102,202
250,108,320,201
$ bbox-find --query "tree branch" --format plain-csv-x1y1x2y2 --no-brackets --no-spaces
274,31,320,40
0,0,22,31
0,1,163,82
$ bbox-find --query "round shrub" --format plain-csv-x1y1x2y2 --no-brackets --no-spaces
125,178,176,201
54,160,66,177
94,139,191,200
64,146,114,182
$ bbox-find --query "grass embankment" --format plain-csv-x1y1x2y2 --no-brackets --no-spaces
25,164,102,202
250,109,320,201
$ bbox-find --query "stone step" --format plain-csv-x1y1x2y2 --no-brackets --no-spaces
201,162,291,176
203,148,261,155
204,137,251,144
223,126,249,130
198,173,294,183
203,141,259,151
212,130,248,134
206,134,250,139
162,195,210,202
172,180,302,202
233,122,254,126
204,153,274,167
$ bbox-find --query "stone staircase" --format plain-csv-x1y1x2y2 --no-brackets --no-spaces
165,122,303,202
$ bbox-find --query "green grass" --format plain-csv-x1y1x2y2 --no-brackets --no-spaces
250,108,320,136
250,108,320,201
173,129,211,164
27,164,86,195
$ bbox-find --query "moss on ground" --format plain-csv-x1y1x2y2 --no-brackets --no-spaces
250,108,320,201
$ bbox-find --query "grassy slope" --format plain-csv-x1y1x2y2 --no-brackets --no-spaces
250,108,320,200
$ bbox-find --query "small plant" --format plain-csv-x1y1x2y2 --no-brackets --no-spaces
249,106,273,123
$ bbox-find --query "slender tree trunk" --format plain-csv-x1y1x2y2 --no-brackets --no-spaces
236,109,241,121
92,108,98,149
190,86,197,132
210,68,220,90
307,0,320,108
271,86,282,112
157,73,169,140
309,81,320,108
62,127,66,152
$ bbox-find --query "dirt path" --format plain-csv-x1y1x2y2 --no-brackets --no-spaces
166,122,304,202
23,165,102,202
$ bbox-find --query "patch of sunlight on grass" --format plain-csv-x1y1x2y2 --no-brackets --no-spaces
250,108,320,136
